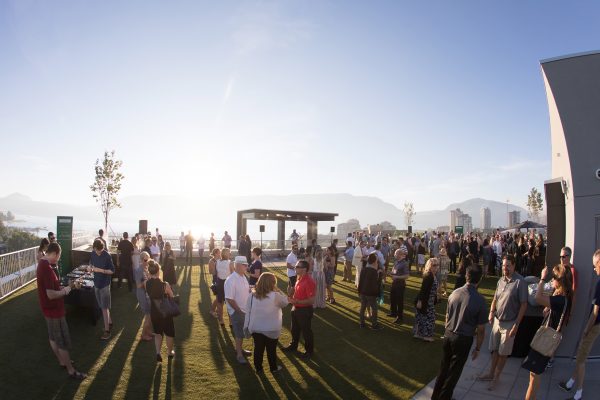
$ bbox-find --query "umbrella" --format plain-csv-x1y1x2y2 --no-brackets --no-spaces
511,220,547,230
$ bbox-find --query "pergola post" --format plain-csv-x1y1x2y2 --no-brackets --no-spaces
307,219,318,244
277,220,285,250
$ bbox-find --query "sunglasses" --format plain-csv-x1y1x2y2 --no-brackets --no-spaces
560,255,570,258
143,258,149,262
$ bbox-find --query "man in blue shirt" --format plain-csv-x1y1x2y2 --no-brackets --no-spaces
88,239,115,340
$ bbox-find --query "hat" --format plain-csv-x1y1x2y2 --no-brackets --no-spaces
234,256,248,264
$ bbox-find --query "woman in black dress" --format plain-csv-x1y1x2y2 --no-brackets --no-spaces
162,242,177,292
146,260,176,362
522,264,572,399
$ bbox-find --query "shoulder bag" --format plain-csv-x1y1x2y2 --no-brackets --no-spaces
153,282,181,318
530,299,567,357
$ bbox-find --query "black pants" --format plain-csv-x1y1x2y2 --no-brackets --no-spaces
185,247,193,265
389,279,406,318
252,333,278,371
118,264,133,291
359,295,378,325
431,333,473,400
290,307,314,354
449,256,457,274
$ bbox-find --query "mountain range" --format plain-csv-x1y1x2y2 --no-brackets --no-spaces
0,193,530,234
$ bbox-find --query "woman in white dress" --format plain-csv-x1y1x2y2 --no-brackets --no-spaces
215,248,233,325
312,248,327,309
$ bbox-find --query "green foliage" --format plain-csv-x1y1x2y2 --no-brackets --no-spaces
90,150,124,233
6,229,39,252
527,187,544,222
0,219,6,241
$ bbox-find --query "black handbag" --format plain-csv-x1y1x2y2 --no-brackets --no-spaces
153,282,181,318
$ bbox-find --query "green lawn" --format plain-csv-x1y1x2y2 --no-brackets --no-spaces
0,261,497,400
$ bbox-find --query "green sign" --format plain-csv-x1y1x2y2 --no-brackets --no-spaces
56,216,73,276
455,225,464,234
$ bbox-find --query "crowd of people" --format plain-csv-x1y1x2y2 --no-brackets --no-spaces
33,226,600,400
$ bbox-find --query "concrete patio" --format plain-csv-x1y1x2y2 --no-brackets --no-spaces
412,327,600,400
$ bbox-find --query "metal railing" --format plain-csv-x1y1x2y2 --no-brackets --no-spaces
0,246,37,300
107,236,339,252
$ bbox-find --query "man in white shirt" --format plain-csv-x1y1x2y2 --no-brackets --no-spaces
150,237,161,262
286,245,299,294
222,231,232,249
224,256,250,364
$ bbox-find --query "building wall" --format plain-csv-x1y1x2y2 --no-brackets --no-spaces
542,51,600,357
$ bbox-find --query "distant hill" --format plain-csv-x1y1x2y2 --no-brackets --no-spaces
0,192,530,233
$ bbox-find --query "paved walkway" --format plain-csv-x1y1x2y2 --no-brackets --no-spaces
412,331,600,400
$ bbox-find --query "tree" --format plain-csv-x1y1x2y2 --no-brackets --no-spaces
6,211,14,221
403,202,416,228
527,187,544,222
90,150,124,234
6,229,39,252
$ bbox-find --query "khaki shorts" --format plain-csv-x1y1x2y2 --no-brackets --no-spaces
489,317,516,356
46,317,72,350
576,323,600,366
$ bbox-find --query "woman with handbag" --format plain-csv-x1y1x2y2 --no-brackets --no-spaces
413,258,439,342
522,264,572,399
146,260,176,362
243,272,289,373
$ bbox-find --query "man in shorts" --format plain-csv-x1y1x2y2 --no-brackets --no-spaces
558,249,600,400
478,254,527,390
37,242,87,379
224,256,250,364
89,239,115,340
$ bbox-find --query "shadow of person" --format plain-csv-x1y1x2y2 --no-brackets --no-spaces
152,363,162,400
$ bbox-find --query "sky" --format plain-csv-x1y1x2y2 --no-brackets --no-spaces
1,0,599,213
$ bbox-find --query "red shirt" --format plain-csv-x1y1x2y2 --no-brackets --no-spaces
293,274,316,308
37,259,65,318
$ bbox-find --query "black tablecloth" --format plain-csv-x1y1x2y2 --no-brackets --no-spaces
64,287,101,325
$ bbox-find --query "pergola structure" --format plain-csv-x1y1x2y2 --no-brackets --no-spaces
236,209,338,249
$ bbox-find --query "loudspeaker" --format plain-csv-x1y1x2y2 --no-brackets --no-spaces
330,226,335,233
139,220,148,235
408,225,412,234
259,225,265,233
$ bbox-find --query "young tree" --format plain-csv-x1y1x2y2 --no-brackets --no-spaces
90,151,124,234
403,202,416,228
527,187,544,222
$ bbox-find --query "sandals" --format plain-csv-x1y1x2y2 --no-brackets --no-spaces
69,371,87,380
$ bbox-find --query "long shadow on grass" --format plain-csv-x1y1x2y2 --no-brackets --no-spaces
124,339,157,399
197,265,272,399
173,265,194,392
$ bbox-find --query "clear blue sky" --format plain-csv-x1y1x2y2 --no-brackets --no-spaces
1,0,598,212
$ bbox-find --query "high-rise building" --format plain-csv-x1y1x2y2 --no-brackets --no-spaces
480,207,491,230
508,210,521,227
450,208,473,233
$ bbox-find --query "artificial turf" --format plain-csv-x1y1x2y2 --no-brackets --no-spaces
0,260,496,399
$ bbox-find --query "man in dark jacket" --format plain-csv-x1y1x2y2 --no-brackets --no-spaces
358,253,383,330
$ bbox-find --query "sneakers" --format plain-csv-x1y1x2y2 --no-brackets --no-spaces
299,351,312,360
393,318,403,324
558,381,573,392
168,351,175,359
242,349,252,356
100,331,111,340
